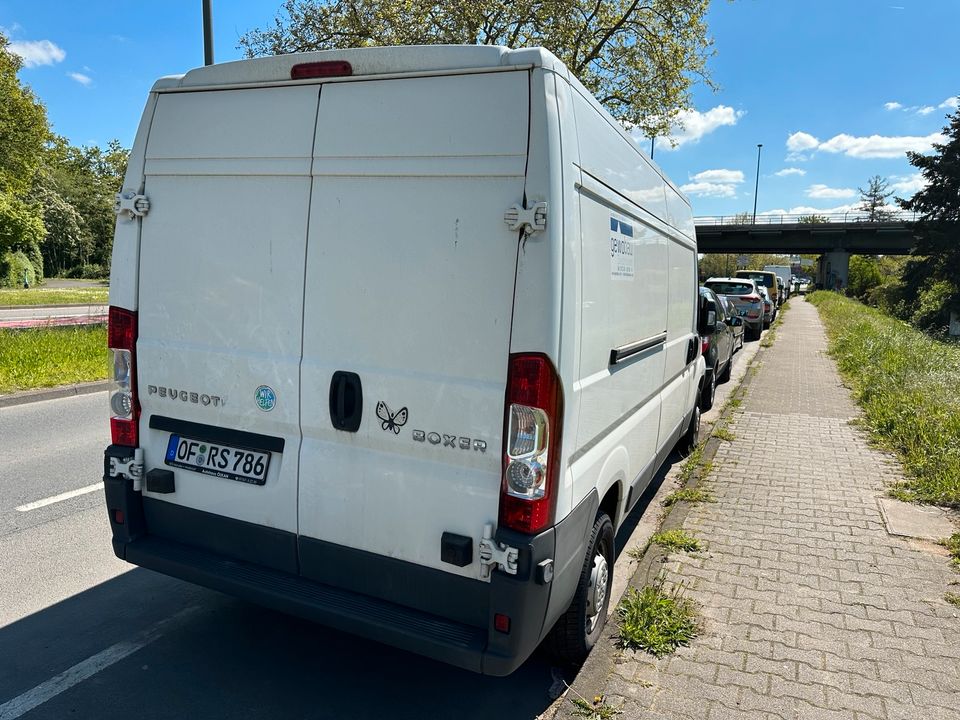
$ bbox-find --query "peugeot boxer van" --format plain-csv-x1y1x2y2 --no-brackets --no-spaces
103,46,703,676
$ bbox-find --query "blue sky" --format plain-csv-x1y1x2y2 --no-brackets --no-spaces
2,0,957,218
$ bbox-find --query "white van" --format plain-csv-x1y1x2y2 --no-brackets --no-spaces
103,46,702,675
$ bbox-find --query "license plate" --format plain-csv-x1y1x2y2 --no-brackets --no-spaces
164,434,271,485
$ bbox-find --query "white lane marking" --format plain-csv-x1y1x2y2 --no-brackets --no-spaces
0,606,200,720
15,484,102,512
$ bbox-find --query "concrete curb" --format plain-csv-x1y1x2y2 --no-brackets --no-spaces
553,342,769,719
0,380,111,408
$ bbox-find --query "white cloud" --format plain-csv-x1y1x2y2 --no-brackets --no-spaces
690,169,744,184
7,39,65,68
679,181,738,199
884,101,903,111
658,105,745,149
786,131,820,152
940,96,959,110
774,167,806,177
889,172,927,196
916,106,935,116
68,72,92,86
817,131,943,158
806,184,857,199
760,202,860,217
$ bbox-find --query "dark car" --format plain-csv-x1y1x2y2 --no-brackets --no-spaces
698,287,736,411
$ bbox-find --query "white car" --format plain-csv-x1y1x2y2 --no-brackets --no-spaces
103,45,703,676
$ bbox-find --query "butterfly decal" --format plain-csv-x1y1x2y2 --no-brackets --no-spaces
376,401,408,434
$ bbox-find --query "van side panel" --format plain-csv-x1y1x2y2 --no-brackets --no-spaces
297,72,529,578
568,89,670,520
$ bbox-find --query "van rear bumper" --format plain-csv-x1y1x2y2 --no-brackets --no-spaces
102,446,587,676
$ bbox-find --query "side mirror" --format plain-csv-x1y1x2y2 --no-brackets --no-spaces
706,309,717,331
731,316,742,326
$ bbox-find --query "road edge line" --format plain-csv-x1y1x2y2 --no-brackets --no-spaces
0,381,111,409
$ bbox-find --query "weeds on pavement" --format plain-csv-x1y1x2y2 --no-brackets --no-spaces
944,592,960,607
940,534,960,567
649,529,703,553
712,425,735,441
617,581,699,657
569,696,622,719
663,488,716,507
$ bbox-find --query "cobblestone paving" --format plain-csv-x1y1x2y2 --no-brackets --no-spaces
598,299,960,720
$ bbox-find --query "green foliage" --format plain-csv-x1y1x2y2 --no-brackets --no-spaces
0,325,109,393
798,214,828,223
809,291,960,506
712,425,735,441
858,175,894,221
650,529,702,553
617,582,699,656
847,256,884,299
569,697,621,719
1,250,37,287
239,0,716,137
945,592,960,607
65,263,108,279
0,287,108,306
941,533,960,567
0,35,49,194
663,487,715,506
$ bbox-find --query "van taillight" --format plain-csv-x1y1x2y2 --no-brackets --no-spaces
499,354,563,535
290,61,352,79
108,306,138,447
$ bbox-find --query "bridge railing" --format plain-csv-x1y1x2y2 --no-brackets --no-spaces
695,211,920,226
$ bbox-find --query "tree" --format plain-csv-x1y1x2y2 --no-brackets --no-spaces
895,104,960,334
798,214,828,224
239,0,715,137
858,175,894,221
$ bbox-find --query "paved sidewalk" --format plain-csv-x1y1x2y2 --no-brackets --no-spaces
565,298,960,720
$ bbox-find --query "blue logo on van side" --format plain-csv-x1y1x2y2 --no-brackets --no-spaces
255,385,276,412
610,218,634,237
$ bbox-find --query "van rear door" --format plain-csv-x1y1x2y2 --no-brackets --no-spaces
137,86,319,570
297,71,530,582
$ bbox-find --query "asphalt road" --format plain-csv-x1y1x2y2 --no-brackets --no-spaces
0,336,759,720
0,305,108,329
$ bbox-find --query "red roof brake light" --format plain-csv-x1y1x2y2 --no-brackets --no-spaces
290,61,353,80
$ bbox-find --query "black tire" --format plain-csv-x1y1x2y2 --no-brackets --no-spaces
547,512,615,665
677,402,701,456
700,370,716,410
718,354,732,383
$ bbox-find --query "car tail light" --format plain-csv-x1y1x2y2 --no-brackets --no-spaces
499,354,563,534
701,339,710,355
740,294,761,302
108,307,139,447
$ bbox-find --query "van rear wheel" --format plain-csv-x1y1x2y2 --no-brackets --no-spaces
547,512,615,666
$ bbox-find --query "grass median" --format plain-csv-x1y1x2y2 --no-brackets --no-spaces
809,291,960,507
0,287,108,307
0,325,109,394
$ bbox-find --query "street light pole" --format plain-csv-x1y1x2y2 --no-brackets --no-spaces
650,136,655,159
752,143,763,224
202,0,214,66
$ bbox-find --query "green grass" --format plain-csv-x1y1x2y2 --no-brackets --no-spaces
713,425,736,441
650,529,703,553
0,325,109,393
945,592,960,608
0,287,108,307
809,292,960,507
617,582,699,657
940,534,960,567
569,697,622,719
663,488,716,507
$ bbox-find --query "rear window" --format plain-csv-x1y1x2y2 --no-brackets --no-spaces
738,272,774,288
706,282,753,295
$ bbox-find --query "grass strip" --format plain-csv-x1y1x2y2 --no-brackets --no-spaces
941,533,960,567
617,582,699,657
0,325,109,393
808,291,960,507
0,287,108,307
663,488,715,507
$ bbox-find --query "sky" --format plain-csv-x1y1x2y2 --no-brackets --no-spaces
2,0,957,219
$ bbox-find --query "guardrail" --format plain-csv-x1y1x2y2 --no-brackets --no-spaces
695,211,920,226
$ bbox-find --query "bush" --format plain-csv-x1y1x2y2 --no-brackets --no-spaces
809,291,960,506
1,250,38,287
65,263,109,279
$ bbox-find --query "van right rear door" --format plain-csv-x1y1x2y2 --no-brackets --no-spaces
297,71,531,584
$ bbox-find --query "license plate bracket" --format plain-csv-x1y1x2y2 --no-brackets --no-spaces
164,434,271,485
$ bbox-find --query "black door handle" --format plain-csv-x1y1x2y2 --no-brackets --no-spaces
329,371,362,432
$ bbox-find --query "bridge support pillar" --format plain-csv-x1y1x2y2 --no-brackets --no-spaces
818,250,850,291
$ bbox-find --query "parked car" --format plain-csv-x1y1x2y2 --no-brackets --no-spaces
698,287,735,411
758,286,775,327
799,278,814,294
775,276,786,306
703,277,764,341
735,269,780,309
102,45,705,677
764,264,792,301
719,296,744,352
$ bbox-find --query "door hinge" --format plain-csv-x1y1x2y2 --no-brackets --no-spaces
114,190,150,219
109,448,145,491
504,201,547,236
479,523,519,579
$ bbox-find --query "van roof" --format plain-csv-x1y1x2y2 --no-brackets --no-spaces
154,45,567,91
